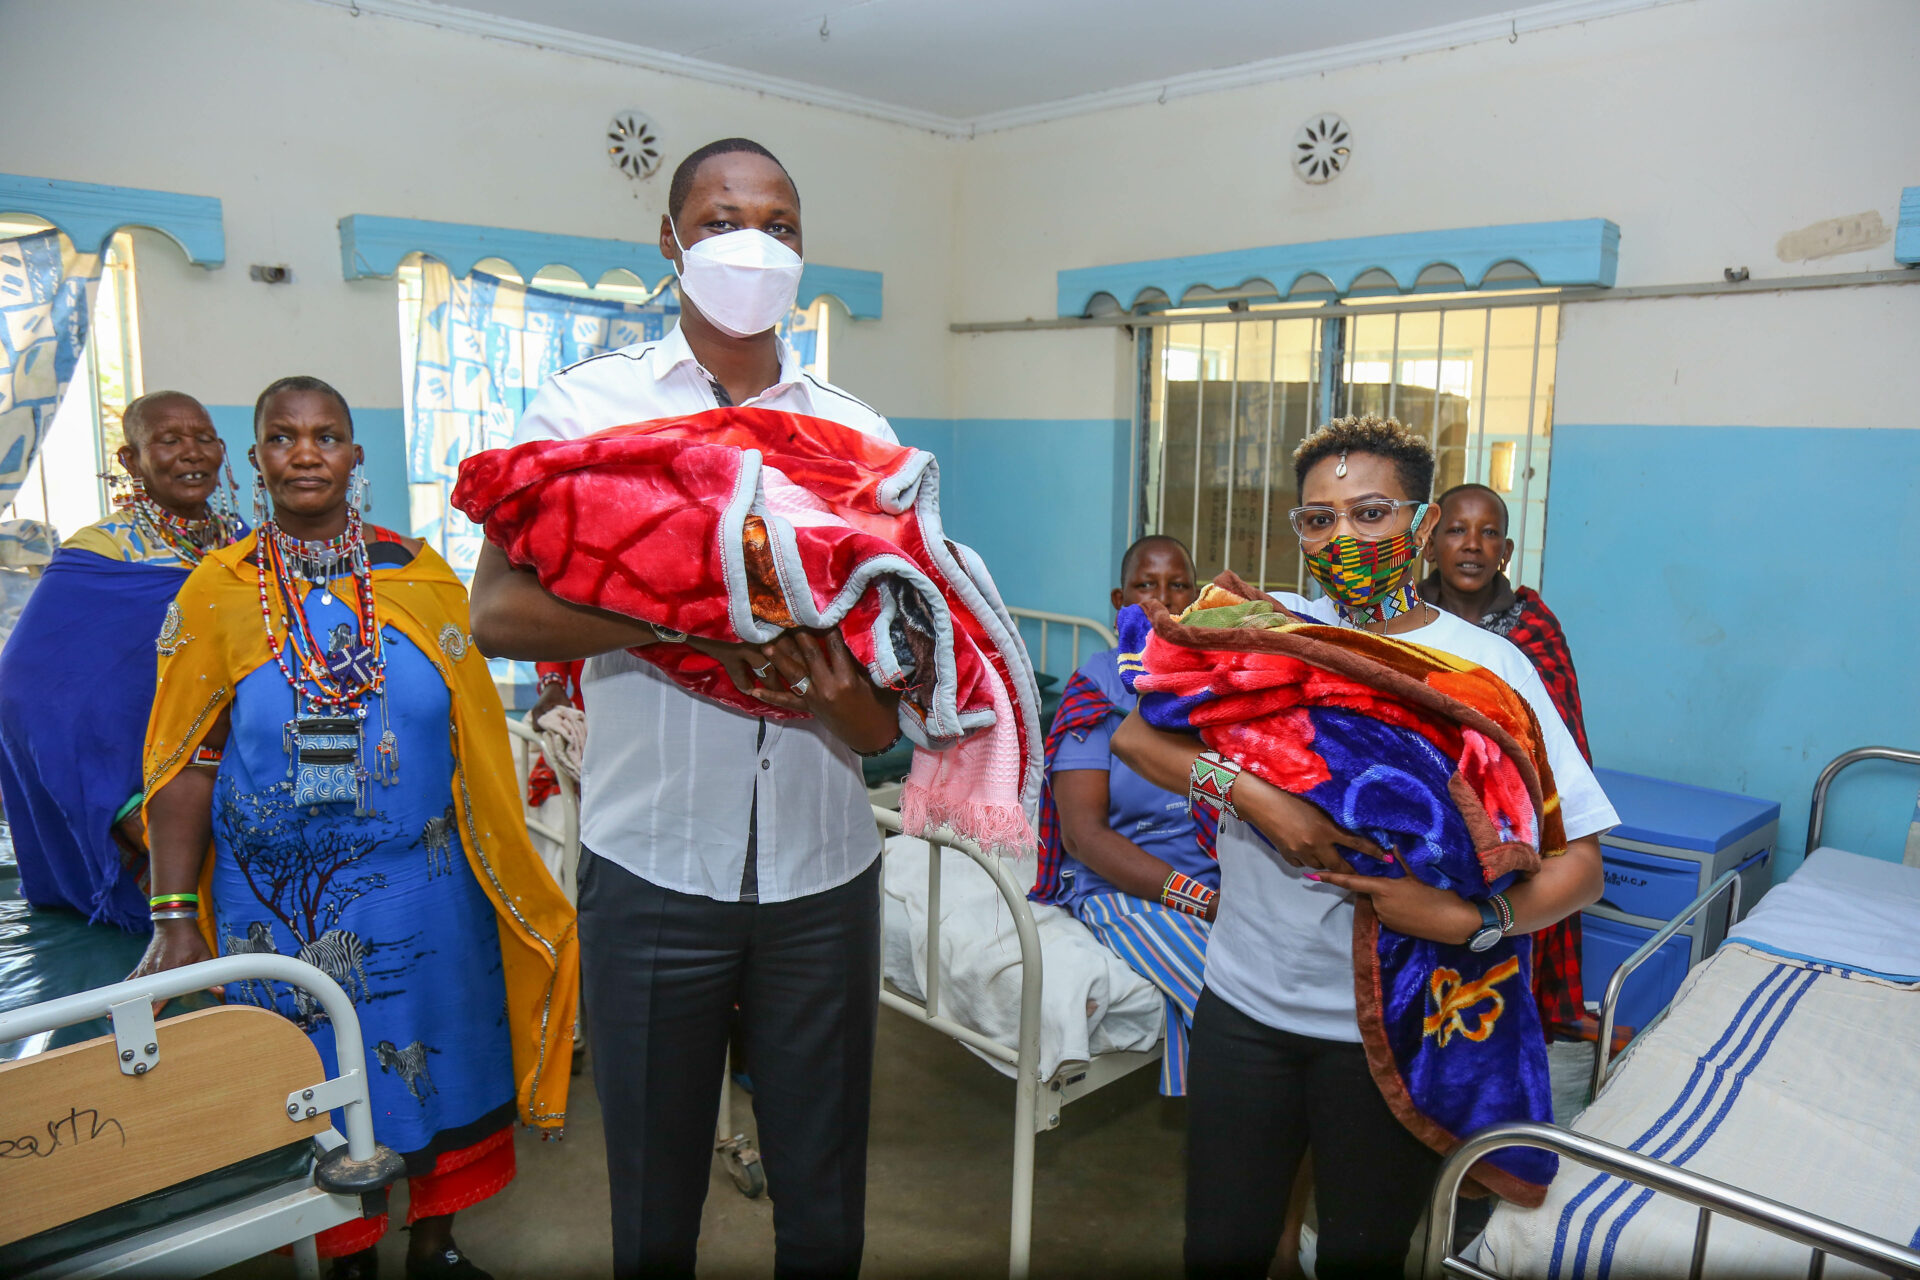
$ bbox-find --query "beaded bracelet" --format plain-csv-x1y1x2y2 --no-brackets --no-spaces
149,893,199,909
536,671,568,691
149,908,199,922
856,733,905,758
1188,751,1244,823
1160,870,1218,919
1489,891,1515,934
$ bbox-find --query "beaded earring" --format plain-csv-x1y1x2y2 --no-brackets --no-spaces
252,470,270,527
346,463,370,515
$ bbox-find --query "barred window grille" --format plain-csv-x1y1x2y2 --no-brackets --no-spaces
1137,294,1559,595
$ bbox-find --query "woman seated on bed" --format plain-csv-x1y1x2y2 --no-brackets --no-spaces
1420,482,1595,1042
1114,417,1617,1279
1030,534,1210,1096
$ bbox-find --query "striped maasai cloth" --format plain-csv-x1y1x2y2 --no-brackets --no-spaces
1074,891,1210,1096
1031,669,1122,906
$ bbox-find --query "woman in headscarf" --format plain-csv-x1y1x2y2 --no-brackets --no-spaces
1420,482,1593,1039
131,376,575,1280
0,390,245,930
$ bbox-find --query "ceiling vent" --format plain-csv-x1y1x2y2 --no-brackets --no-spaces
1292,113,1350,184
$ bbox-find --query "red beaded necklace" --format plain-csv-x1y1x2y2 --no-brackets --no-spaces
256,508,386,712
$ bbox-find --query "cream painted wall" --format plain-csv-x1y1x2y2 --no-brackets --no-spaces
0,0,956,418
1556,287,1920,428
947,0,1920,427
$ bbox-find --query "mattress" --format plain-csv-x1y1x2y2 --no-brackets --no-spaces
881,834,1164,1082
1727,846,1920,982
1479,853,1920,1278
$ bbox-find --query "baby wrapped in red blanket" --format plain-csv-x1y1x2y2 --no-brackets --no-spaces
451,406,1042,852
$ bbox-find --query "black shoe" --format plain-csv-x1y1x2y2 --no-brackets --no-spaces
406,1248,493,1280
328,1248,379,1280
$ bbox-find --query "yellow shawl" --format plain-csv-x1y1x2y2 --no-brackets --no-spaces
142,535,576,1132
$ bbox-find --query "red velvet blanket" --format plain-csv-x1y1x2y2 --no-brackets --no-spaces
451,407,1041,850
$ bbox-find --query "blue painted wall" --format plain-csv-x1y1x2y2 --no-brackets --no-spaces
208,404,411,537
1545,424,1920,872
893,417,1131,670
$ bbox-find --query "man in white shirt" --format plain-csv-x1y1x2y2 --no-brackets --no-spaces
470,138,899,1280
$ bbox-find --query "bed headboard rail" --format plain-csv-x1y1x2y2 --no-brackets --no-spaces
1005,607,1117,679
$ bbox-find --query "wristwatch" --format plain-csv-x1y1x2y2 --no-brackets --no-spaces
1467,899,1505,952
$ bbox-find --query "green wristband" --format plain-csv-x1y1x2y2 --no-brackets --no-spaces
113,791,145,826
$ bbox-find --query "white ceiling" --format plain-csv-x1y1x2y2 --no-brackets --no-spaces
331,0,1682,133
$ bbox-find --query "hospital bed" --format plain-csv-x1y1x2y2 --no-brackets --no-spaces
1425,746,1920,1280
875,607,1175,1280
0,954,406,1278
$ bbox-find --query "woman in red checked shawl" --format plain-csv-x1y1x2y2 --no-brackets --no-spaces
1420,482,1592,1040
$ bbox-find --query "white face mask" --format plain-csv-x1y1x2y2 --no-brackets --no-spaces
669,218,804,339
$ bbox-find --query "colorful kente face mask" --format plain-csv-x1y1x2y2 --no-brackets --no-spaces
1303,502,1429,626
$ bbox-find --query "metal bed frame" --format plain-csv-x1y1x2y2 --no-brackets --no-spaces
0,956,405,1279
873,806,1163,1280
1424,744,1920,1280
874,605,1175,1280
504,714,581,904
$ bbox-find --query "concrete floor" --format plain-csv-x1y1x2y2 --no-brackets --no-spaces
218,1007,1190,1280
213,1017,1598,1279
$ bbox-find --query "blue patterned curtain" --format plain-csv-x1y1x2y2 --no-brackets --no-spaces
406,261,676,690
405,261,829,693
0,230,103,568
407,260,677,581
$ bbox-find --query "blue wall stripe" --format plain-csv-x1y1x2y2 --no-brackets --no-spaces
892,417,1130,631
207,404,410,537
1544,425,1920,873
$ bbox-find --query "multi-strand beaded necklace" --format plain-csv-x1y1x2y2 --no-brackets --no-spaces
117,489,246,567
256,505,400,801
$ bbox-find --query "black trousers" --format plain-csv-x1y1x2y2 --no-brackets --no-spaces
1185,987,1440,1280
578,847,881,1280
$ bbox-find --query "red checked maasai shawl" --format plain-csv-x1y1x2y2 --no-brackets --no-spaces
1422,573,1592,1036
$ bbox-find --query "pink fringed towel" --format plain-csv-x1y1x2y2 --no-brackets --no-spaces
451,405,1042,852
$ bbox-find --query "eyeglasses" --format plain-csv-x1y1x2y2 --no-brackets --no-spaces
1287,497,1425,543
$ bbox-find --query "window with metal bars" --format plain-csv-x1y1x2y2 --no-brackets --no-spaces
1136,293,1560,595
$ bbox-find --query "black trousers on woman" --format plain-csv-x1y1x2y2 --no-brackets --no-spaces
578,847,880,1280
1185,986,1441,1280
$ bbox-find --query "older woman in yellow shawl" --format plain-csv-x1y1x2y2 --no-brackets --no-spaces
132,376,576,1280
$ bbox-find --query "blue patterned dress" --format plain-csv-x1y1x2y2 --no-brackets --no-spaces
211,567,516,1167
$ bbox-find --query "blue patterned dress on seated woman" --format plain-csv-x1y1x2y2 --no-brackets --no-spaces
1029,647,1216,1096
0,513,242,931
212,543,516,1163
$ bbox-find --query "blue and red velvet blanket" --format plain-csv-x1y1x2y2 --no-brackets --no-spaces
1119,576,1569,1203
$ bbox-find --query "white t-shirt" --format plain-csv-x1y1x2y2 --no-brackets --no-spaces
1202,593,1620,1042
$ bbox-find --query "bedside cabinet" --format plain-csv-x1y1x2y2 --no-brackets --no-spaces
1581,769,1780,1030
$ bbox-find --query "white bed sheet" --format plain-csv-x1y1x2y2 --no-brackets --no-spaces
1728,846,1920,981
880,835,1164,1082
1479,942,1920,1278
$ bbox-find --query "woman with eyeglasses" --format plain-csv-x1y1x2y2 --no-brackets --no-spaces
1113,415,1616,1279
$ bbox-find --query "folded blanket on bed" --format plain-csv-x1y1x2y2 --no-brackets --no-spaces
451,406,1041,850
1118,576,1568,1203
1482,942,1920,1279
